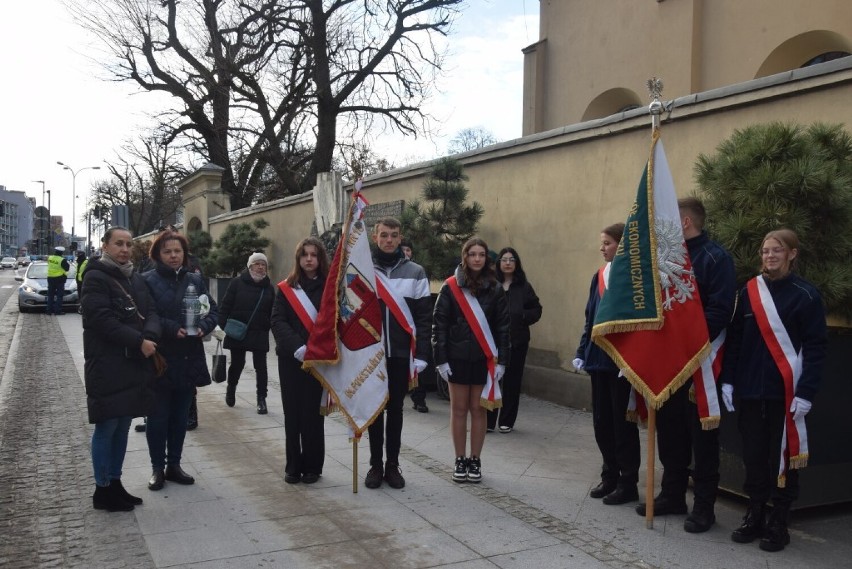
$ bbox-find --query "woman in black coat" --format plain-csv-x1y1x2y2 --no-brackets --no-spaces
486,247,542,433
270,237,329,484
432,237,510,484
83,226,161,512
142,230,218,492
218,252,275,414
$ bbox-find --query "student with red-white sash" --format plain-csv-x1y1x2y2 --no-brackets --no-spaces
432,237,510,483
722,228,827,552
365,218,433,491
574,222,641,506
270,237,329,485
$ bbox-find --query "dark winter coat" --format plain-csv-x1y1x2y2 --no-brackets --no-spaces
687,231,737,342
218,270,275,352
432,266,511,365
270,275,326,358
576,268,619,373
82,259,161,423
502,277,542,347
374,253,433,361
722,273,827,402
143,262,218,389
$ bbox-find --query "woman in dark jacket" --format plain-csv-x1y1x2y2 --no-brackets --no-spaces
218,252,275,414
270,237,329,484
574,223,640,506
433,237,510,484
83,226,161,512
486,247,542,433
142,230,218,492
722,229,827,552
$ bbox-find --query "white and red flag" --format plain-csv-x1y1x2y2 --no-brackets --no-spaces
303,184,388,436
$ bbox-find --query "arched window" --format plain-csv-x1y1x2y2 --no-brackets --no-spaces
756,31,852,78
802,51,851,67
582,88,643,122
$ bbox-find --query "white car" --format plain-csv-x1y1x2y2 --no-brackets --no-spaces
0,257,17,269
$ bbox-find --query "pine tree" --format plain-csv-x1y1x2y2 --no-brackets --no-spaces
205,219,271,277
695,121,852,317
401,157,484,279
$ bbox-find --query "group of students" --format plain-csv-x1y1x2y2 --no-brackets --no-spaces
576,197,826,553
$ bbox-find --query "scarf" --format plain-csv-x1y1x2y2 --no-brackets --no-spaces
100,251,134,278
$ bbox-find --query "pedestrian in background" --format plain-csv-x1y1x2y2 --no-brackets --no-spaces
142,230,218,491
433,237,510,484
574,222,641,506
723,229,827,552
487,247,542,433
219,252,275,414
82,226,160,512
46,245,70,315
401,238,430,414
271,237,329,484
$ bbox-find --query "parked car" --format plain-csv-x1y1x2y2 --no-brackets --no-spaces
16,261,78,313
0,257,17,269
16,257,30,267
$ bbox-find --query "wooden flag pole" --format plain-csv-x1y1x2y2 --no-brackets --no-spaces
645,406,657,529
353,438,359,493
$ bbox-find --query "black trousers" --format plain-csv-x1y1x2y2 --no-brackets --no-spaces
738,399,799,507
368,357,410,467
409,384,427,406
227,348,268,398
487,343,529,430
656,381,721,508
279,355,325,476
590,369,640,488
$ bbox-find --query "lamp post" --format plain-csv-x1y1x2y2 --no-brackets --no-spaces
46,190,52,250
32,180,45,255
56,161,100,250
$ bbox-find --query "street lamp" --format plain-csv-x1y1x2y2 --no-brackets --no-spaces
46,190,52,250
32,180,45,255
56,161,100,249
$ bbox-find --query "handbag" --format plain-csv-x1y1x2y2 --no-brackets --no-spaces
223,288,265,341
212,340,227,383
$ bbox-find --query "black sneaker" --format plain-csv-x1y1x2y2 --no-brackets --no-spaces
467,456,482,483
365,465,383,489
384,463,406,489
452,456,468,483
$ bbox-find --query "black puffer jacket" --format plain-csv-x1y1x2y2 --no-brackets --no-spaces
218,270,275,352
432,266,510,365
143,262,218,389
502,277,542,347
82,259,161,423
270,275,326,357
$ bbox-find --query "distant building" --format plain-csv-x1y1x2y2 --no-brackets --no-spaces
0,185,34,257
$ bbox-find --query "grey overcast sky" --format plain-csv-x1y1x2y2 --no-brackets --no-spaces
0,1,539,228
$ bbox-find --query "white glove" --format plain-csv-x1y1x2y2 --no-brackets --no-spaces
294,345,307,362
572,358,584,371
790,396,812,421
413,359,428,374
618,369,625,378
494,364,505,383
198,294,211,316
437,363,452,382
721,383,735,412
211,325,226,341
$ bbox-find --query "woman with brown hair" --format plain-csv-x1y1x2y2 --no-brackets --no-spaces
723,228,827,552
432,237,510,483
270,237,330,484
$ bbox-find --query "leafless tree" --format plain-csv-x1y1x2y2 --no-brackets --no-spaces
447,126,499,154
71,0,463,206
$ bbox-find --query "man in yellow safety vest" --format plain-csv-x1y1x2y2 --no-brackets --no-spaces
46,246,70,315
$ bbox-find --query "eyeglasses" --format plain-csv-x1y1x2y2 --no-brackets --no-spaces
760,247,785,256
500,257,516,263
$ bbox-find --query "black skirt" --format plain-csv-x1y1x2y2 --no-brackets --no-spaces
447,359,488,386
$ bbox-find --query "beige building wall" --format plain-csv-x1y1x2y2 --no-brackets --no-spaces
527,0,852,133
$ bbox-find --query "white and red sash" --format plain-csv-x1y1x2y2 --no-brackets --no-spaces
278,281,335,415
747,275,807,487
691,330,726,430
446,276,502,410
374,272,418,390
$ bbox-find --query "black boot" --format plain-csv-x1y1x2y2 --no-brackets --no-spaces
93,484,134,512
225,383,236,407
760,505,791,552
187,397,199,430
731,502,766,543
110,479,143,505
257,396,268,415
